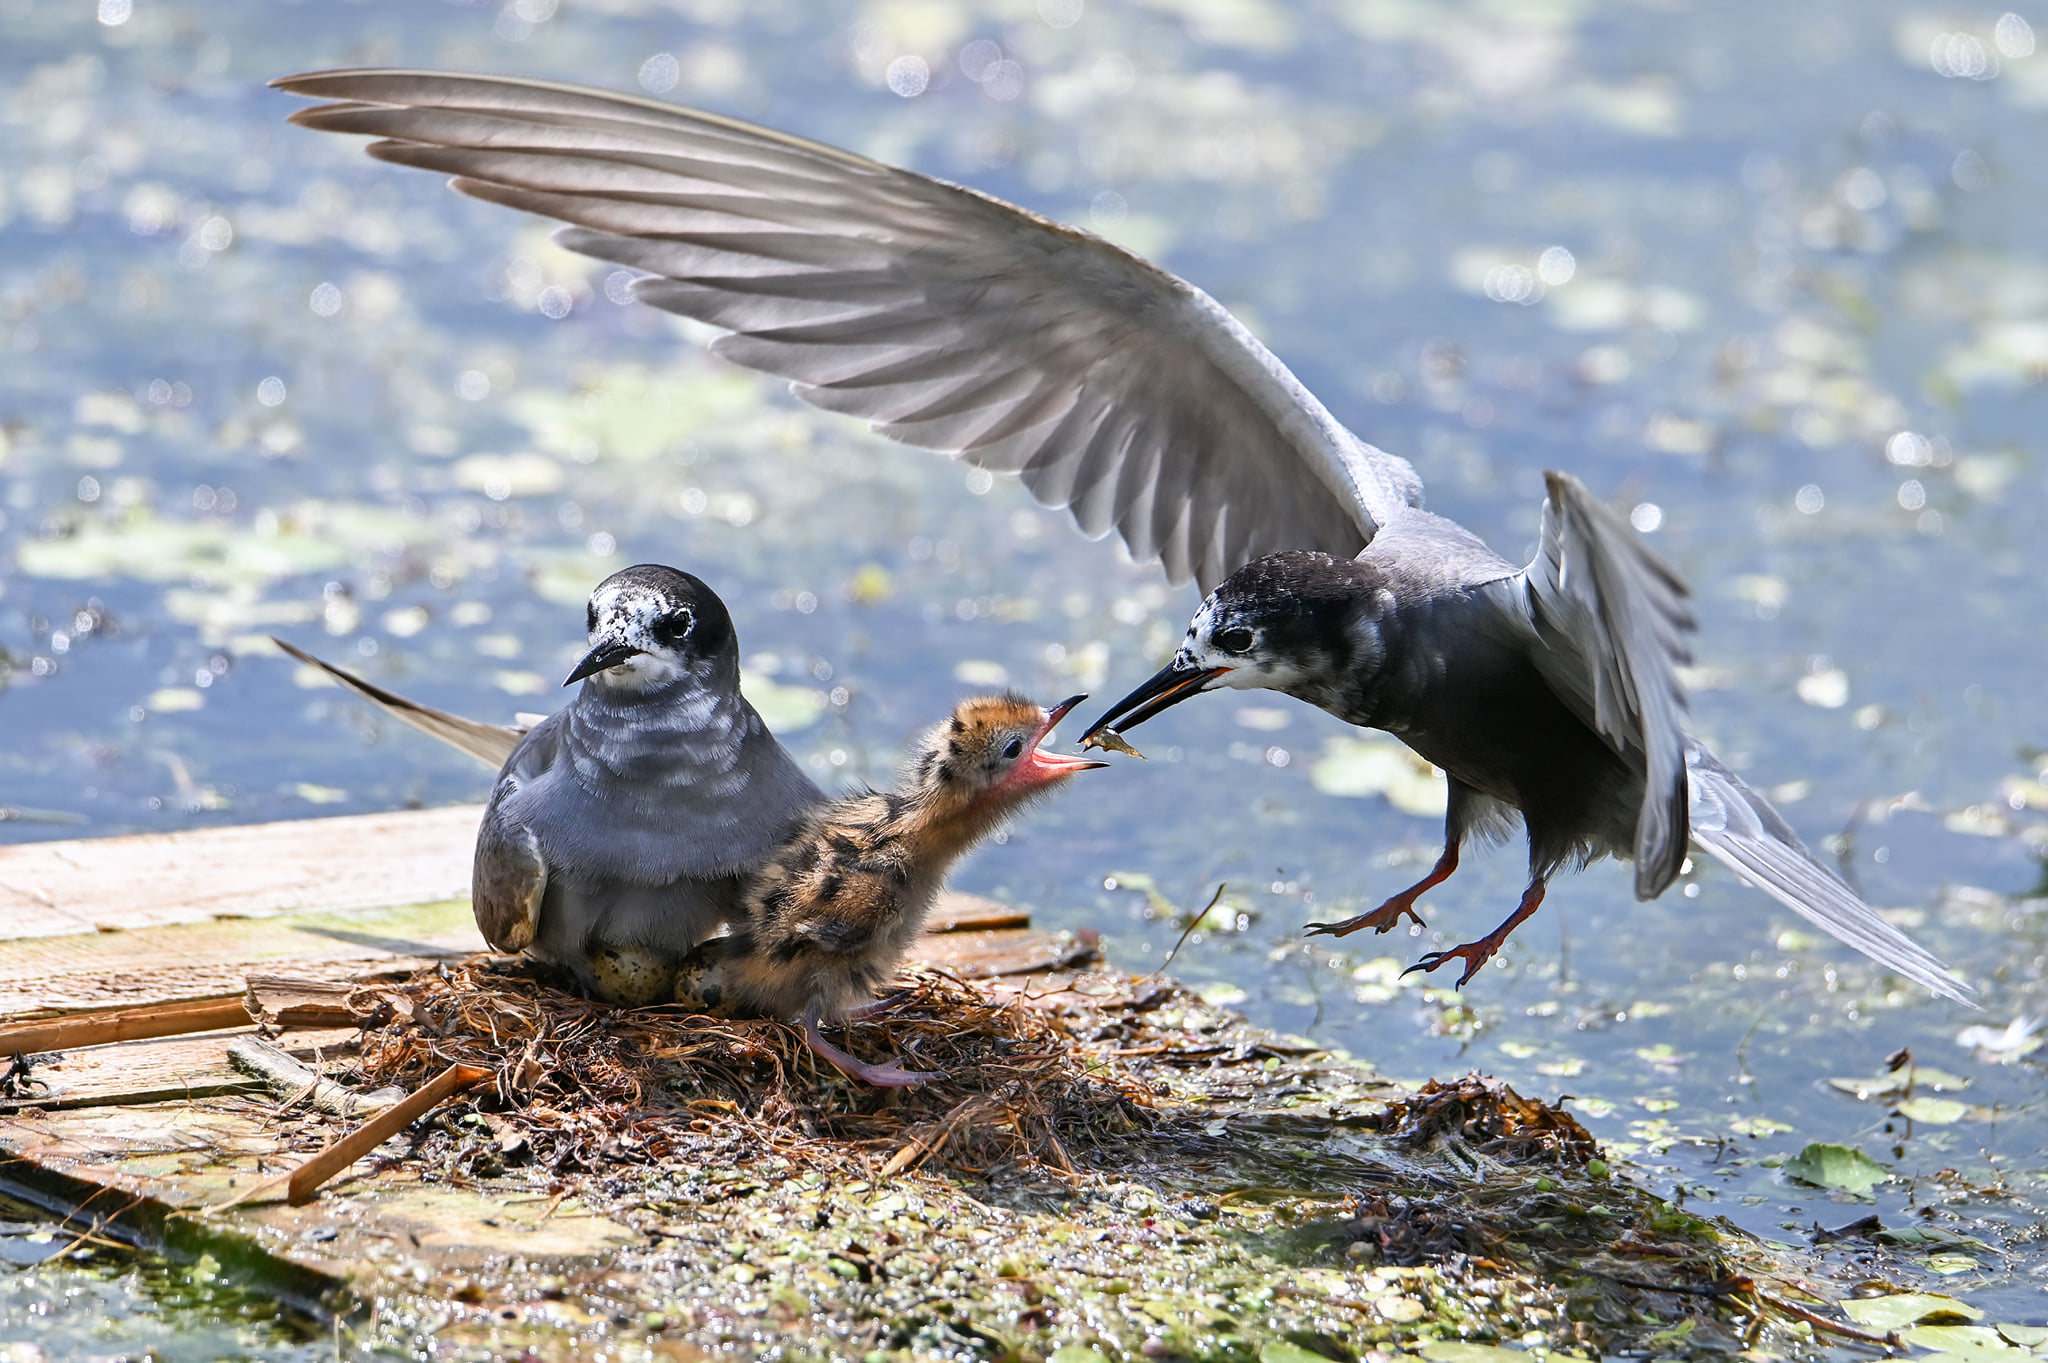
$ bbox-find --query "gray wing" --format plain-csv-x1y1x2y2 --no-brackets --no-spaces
1688,746,1973,1005
473,785,547,952
271,68,1424,592
1517,472,1694,898
273,636,524,768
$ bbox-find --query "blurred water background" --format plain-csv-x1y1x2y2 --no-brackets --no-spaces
2,0,2045,1352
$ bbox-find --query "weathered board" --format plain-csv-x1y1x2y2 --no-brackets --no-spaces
0,805,482,940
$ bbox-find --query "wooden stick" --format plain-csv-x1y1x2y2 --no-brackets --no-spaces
0,995,253,1056
926,912,1032,934
1753,1291,1901,1349
880,1096,980,1178
286,1062,490,1205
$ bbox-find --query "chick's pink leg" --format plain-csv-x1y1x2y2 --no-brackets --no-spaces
802,1013,940,1088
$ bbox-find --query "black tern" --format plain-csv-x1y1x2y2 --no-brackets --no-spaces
1084,477,1972,1002
271,70,1969,1004
279,562,826,1002
674,694,1104,1086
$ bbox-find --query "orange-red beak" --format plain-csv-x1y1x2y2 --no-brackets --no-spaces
1015,694,1110,786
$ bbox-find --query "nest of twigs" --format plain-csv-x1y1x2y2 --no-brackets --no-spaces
339,959,1157,1181
1373,1073,1598,1165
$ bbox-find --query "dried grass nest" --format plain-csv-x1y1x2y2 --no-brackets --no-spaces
338,959,1159,1180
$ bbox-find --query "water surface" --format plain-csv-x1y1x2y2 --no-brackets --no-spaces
2,0,2045,1350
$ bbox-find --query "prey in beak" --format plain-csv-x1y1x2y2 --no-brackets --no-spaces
1079,662,1229,745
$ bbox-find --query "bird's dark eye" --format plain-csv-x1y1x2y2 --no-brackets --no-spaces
649,610,693,649
1214,626,1255,654
1002,737,1025,761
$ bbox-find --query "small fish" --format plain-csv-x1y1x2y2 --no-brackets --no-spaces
1080,728,1147,760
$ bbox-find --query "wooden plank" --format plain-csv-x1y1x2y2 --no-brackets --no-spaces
0,995,253,1055
924,892,1030,934
1,1026,361,1111
1,806,1019,948
0,804,481,940
914,926,1096,978
0,898,485,1015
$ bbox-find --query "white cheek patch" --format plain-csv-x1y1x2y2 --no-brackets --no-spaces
590,587,687,657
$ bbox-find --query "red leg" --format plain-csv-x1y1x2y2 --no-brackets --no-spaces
1402,878,1548,987
802,1013,940,1088
1305,840,1460,938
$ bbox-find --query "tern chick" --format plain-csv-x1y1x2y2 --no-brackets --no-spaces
279,563,825,1003
673,694,1105,1087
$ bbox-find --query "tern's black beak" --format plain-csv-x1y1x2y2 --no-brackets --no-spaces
1079,660,1228,741
563,640,644,686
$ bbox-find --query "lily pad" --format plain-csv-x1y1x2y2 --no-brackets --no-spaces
1261,1345,1345,1363
1308,736,1447,817
1997,1325,2048,1349
1923,1252,1984,1276
1896,1096,1970,1125
1783,1142,1888,1195
1900,1325,2030,1361
1841,1293,1983,1329
1420,1345,1535,1363
1876,1226,1996,1253
740,674,828,734
1827,1067,1969,1100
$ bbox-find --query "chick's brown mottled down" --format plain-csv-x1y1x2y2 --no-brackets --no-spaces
675,694,1104,1086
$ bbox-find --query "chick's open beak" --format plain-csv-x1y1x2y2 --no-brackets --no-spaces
1019,694,1109,782
1079,661,1227,741
563,639,644,686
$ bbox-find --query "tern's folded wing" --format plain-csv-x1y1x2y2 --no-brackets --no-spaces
273,68,1424,592
473,795,548,952
1517,472,1695,899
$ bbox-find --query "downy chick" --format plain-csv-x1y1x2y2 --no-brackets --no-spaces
674,694,1105,1086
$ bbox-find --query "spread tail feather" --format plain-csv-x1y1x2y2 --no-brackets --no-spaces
1688,745,1973,1006
272,637,524,769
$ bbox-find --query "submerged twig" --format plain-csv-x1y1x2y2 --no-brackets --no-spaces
1151,883,1227,978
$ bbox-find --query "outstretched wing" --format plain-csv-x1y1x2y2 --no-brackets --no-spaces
1518,472,1694,898
273,636,525,769
1688,746,1973,1005
272,68,1425,592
